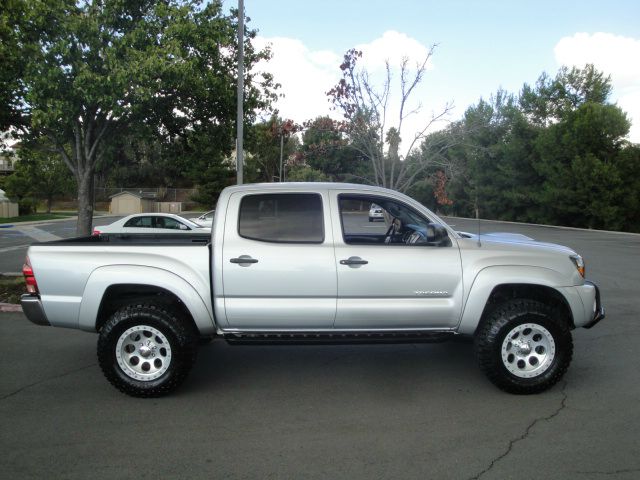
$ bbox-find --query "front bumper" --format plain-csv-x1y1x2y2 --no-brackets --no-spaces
583,281,605,329
20,294,51,326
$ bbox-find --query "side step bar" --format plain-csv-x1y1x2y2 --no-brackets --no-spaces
224,331,455,345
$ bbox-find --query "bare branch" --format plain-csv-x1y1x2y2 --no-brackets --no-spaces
404,101,454,157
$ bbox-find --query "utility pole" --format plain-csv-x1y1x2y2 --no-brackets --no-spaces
279,125,284,182
236,0,244,184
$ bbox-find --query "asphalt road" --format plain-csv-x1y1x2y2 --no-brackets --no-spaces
1,218,639,479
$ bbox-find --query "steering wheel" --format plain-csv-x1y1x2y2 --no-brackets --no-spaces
406,230,426,244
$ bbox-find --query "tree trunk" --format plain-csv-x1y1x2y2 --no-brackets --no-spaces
76,172,94,236
46,196,52,214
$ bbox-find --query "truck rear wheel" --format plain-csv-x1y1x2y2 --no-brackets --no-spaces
98,303,198,397
475,299,573,394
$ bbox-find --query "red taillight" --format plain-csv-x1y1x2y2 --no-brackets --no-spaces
92,229,101,236
23,256,39,294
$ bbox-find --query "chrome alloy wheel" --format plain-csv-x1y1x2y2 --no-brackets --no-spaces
115,325,172,381
501,323,556,378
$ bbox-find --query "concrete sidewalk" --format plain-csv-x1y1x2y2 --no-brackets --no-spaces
0,302,21,312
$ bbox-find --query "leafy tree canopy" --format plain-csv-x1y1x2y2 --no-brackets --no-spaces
10,0,276,234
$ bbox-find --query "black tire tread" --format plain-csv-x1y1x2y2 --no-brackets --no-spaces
475,299,573,394
98,303,198,398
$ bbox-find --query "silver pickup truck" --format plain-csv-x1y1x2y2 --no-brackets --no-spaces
21,182,604,397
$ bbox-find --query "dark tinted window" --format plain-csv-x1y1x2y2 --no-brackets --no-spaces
154,217,185,230
124,217,153,228
239,193,324,243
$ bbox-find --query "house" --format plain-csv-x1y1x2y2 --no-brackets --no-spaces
109,191,158,215
109,191,182,215
0,188,18,217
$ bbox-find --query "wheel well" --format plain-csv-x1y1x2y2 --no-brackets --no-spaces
480,284,574,330
95,284,198,334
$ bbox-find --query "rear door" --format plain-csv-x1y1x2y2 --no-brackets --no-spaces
221,190,337,330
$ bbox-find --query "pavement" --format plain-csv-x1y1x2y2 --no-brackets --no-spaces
1,218,639,479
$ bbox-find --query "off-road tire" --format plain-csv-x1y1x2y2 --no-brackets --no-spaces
475,299,573,394
98,303,198,397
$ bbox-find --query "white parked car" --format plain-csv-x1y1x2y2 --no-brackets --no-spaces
93,213,209,235
193,209,215,228
369,203,384,222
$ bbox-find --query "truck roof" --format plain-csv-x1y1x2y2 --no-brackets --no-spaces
221,182,399,195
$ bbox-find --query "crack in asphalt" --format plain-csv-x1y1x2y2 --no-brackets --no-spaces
467,381,568,480
0,363,97,401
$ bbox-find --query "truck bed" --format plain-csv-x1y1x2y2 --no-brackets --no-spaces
27,233,213,331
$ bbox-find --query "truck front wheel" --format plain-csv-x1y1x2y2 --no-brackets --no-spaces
98,303,198,397
475,299,573,394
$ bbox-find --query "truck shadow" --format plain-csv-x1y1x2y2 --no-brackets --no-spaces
183,338,485,398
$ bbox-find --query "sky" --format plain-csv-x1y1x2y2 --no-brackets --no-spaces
224,0,640,148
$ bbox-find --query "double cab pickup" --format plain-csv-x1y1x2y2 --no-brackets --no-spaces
21,183,604,397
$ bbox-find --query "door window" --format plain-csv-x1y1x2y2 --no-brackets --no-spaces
238,193,324,243
155,217,186,230
339,195,449,246
124,217,153,228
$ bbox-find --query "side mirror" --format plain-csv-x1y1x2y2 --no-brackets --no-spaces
426,223,450,246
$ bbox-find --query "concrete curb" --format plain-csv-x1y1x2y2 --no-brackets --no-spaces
0,213,116,227
0,303,22,312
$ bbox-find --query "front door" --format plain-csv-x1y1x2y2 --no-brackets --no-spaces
222,191,337,330
332,192,463,330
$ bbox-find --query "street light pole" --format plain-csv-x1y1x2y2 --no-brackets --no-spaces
279,126,284,182
236,0,244,185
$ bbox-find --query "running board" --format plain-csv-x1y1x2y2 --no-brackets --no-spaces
223,331,455,345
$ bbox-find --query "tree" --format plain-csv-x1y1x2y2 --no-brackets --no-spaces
520,64,612,125
533,102,631,229
12,0,275,235
298,116,369,182
327,48,453,192
432,64,639,232
0,0,29,132
4,141,75,213
244,116,299,183
286,165,329,182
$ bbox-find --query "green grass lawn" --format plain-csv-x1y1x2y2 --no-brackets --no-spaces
0,276,24,304
0,213,74,224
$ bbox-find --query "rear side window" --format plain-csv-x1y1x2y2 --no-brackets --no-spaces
238,193,324,243
124,217,153,228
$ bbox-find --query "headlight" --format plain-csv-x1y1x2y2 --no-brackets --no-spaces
570,255,585,278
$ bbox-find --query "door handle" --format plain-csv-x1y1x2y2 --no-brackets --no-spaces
340,256,368,266
230,255,259,265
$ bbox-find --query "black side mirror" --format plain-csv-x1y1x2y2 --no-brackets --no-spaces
426,223,450,246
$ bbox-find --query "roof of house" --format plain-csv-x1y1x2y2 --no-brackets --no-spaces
109,191,158,200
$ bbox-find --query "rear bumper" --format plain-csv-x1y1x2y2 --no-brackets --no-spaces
583,281,605,329
20,294,51,326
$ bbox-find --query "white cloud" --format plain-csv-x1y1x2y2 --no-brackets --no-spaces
253,31,446,156
356,30,434,72
253,36,340,123
554,32,640,142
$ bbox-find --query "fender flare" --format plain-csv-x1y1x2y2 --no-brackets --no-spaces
457,265,581,335
78,265,215,334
